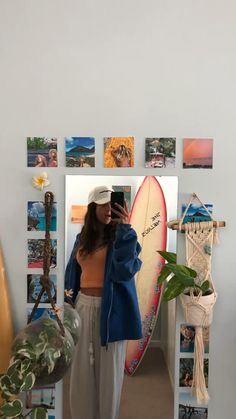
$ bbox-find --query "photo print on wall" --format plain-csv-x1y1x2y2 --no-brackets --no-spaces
179,404,208,419
180,324,209,354
145,138,176,168
26,385,55,409
179,392,208,418
27,307,56,324
183,138,213,169
179,358,209,388
27,239,57,269
104,137,134,167
27,274,57,304
181,203,213,225
27,137,58,167
71,205,88,224
27,201,57,231
65,137,95,167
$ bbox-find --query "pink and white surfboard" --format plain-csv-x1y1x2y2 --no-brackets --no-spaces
125,176,167,375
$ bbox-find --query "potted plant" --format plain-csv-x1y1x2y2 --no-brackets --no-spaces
157,250,217,327
0,305,81,419
157,250,217,403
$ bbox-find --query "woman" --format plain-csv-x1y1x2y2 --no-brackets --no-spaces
35,154,47,167
65,185,142,419
48,149,57,167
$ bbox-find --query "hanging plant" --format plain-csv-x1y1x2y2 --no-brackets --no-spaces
0,192,81,418
156,251,211,301
0,305,80,418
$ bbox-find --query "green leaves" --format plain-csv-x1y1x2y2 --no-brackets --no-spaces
20,372,35,391
158,250,176,264
0,400,23,418
42,348,60,374
157,250,211,301
157,266,173,285
163,276,186,301
31,407,48,419
200,280,210,293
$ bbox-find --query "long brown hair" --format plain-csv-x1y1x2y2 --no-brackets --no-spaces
77,202,115,256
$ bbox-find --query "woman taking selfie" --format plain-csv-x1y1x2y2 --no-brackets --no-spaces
65,185,142,419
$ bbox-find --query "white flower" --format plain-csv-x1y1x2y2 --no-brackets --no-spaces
32,171,50,191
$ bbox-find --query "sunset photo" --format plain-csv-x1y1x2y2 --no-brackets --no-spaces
183,138,213,169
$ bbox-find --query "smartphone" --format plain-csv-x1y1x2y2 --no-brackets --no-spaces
111,191,124,219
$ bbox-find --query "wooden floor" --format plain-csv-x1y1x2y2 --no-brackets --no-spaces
63,347,174,419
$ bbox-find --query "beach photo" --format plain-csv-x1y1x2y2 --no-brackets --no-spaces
27,137,58,167
104,137,134,167
27,274,57,303
181,203,213,224
183,138,213,169
27,239,57,269
145,138,176,168
27,201,57,231
26,385,55,409
27,307,56,323
65,137,95,167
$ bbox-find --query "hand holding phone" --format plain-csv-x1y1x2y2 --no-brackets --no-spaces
111,192,129,223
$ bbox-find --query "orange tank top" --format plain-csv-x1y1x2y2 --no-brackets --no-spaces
76,246,108,288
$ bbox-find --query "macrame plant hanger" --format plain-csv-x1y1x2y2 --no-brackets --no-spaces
28,192,65,336
168,193,225,404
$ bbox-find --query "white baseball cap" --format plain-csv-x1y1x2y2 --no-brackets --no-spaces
88,185,114,205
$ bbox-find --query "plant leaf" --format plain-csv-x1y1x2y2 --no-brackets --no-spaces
0,400,23,418
0,375,12,389
8,370,22,389
43,348,60,374
157,251,176,264
7,360,21,376
200,280,210,293
180,265,197,278
15,348,36,361
20,372,35,391
31,407,48,419
163,277,186,301
157,266,173,285
163,263,196,281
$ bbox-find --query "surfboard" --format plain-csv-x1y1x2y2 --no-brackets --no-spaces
0,244,14,375
125,176,167,375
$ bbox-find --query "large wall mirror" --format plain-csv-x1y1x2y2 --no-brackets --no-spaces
64,175,178,419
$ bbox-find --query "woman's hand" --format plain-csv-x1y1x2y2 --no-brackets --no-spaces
111,200,130,224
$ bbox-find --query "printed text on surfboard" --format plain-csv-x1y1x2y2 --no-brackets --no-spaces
142,212,161,237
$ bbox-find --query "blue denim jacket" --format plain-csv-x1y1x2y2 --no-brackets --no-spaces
64,223,143,346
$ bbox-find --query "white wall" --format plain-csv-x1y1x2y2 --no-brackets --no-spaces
0,1,236,418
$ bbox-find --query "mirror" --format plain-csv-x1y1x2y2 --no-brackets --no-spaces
64,175,178,419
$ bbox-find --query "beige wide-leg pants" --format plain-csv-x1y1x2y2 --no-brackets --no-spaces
70,292,126,419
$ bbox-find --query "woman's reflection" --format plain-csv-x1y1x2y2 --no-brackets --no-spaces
64,185,142,419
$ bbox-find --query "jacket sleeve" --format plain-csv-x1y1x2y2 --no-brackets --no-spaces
64,234,81,304
110,224,142,282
